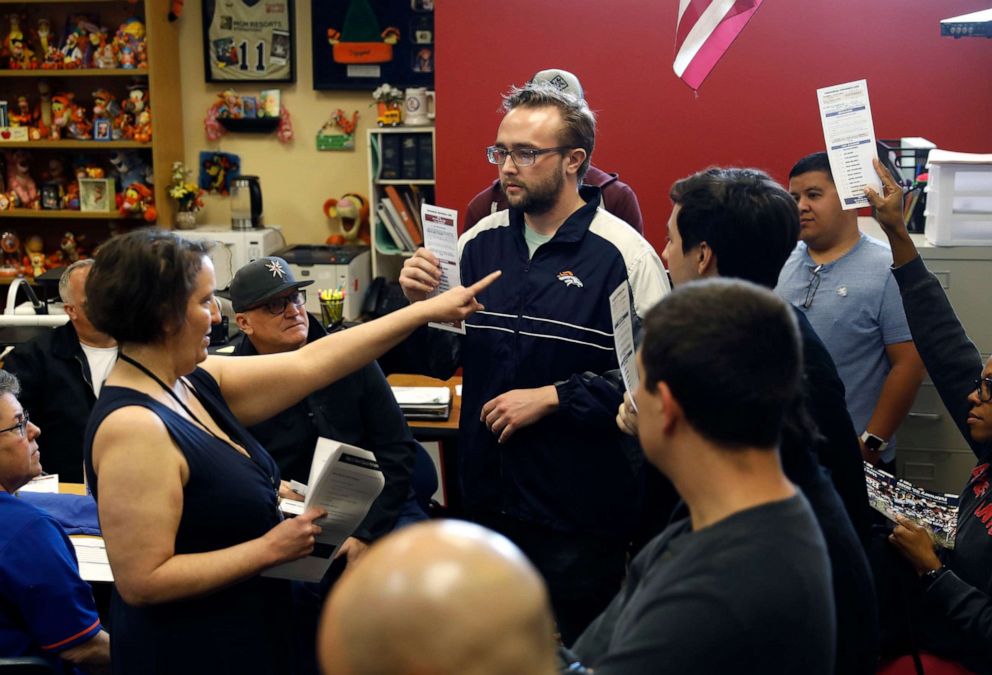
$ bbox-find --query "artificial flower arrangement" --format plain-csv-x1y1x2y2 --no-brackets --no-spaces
168,161,205,212
371,84,403,127
371,84,403,104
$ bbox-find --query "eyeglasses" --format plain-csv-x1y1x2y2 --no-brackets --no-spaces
975,376,992,402
254,290,306,315
486,146,571,167
0,411,30,438
802,264,823,309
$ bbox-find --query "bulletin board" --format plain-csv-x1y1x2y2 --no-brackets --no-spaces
311,0,435,91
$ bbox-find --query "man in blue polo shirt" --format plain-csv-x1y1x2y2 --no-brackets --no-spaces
0,370,110,673
776,152,925,469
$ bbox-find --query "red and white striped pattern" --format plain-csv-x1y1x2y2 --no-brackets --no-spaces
673,0,764,90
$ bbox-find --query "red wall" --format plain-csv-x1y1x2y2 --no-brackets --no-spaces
435,1,992,249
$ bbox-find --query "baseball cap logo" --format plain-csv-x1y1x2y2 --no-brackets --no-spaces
265,259,286,279
547,74,569,91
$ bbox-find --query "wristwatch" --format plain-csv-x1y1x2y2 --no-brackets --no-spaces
922,565,947,589
861,431,889,454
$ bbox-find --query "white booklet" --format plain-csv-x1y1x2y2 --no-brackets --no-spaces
264,438,384,582
609,281,638,411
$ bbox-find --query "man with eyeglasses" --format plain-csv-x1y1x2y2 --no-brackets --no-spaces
3,259,117,483
464,68,644,234
399,81,668,642
227,257,428,566
775,152,924,471
0,369,112,672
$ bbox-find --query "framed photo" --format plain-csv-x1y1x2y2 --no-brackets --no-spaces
93,118,112,141
203,0,296,83
242,96,258,118
79,178,114,212
41,183,62,210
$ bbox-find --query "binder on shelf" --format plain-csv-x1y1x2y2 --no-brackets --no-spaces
400,134,419,180
373,217,405,255
376,201,411,252
384,185,423,247
403,189,422,230
417,134,434,180
380,197,415,251
380,133,401,180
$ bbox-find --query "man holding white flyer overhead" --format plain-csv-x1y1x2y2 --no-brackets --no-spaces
399,80,668,642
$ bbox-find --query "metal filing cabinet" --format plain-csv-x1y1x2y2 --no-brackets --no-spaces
861,219,992,493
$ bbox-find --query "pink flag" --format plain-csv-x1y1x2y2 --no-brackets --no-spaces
674,0,765,91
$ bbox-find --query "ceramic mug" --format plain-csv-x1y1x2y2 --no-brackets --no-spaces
404,88,436,126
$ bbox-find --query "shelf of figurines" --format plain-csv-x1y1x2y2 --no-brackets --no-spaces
0,68,145,77
0,209,129,219
217,117,280,134
1,13,148,71
0,1,131,4
0,139,147,148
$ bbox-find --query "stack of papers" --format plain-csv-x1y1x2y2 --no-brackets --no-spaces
265,438,384,582
18,474,59,494
391,386,451,420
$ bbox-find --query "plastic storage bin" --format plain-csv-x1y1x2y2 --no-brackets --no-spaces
924,150,992,246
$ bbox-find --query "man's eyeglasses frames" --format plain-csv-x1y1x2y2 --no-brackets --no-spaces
253,290,307,315
0,411,30,438
486,146,571,167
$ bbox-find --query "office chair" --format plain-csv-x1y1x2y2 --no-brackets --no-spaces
411,441,439,513
0,657,57,674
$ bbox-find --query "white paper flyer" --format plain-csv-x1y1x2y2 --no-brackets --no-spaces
816,79,881,210
609,281,638,410
421,203,465,334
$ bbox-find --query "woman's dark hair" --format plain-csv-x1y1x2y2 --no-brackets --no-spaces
86,228,211,344
641,278,802,450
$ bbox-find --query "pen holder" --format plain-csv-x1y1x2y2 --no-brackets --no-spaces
321,298,344,327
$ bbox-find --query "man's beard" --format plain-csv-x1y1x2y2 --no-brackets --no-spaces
502,162,564,216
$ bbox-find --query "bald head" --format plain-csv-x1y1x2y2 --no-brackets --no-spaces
318,520,558,675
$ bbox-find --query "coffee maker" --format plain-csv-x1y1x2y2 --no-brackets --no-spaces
231,176,263,230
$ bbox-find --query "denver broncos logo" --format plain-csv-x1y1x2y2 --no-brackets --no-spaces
972,463,990,498
557,271,583,288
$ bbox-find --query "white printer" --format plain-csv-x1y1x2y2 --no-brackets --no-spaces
175,225,285,290
276,245,372,321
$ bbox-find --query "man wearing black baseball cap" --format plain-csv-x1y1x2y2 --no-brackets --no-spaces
227,256,428,558
226,255,314,314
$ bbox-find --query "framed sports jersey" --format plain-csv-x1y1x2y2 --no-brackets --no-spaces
203,0,296,83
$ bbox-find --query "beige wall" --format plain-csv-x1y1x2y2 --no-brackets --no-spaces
178,2,370,245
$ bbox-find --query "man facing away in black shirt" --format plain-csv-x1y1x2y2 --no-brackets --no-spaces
572,279,836,674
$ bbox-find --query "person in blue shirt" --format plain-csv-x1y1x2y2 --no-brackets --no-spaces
775,152,925,469
0,369,110,673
